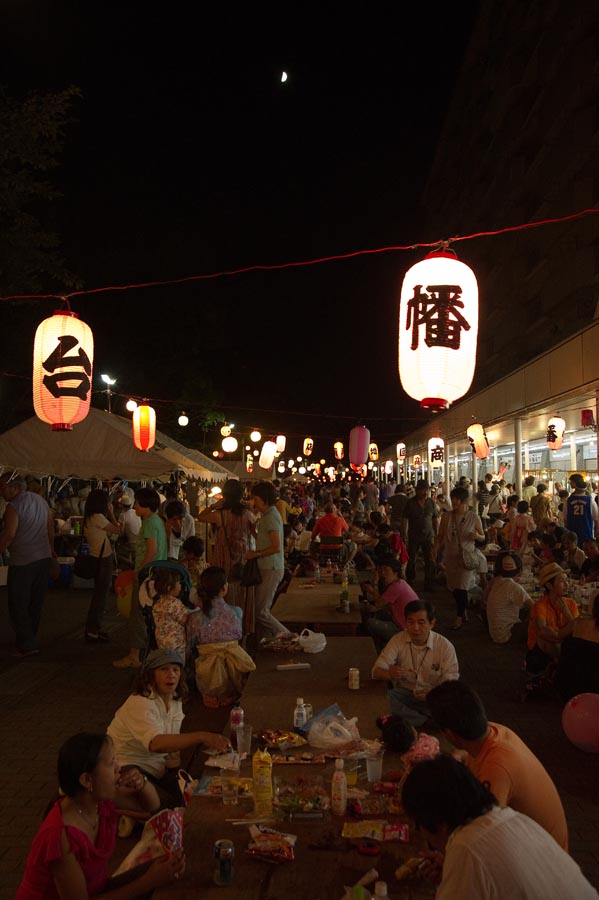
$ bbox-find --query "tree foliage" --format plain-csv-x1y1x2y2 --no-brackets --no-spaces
0,85,81,294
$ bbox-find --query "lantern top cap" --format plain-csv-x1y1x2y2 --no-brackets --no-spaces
52,309,79,318
423,248,458,261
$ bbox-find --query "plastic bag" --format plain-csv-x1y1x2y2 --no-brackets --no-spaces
297,628,327,654
306,703,360,749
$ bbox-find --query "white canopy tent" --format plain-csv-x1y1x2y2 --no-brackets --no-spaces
0,408,231,482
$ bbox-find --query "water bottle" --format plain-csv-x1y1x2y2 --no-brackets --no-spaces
373,882,388,900
229,703,244,749
331,758,347,815
293,697,307,730
326,557,333,574
314,562,321,582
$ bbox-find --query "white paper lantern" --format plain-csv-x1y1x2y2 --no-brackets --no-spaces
303,436,314,456
250,429,262,442
222,436,238,453
277,460,286,473
259,440,277,469
276,434,286,453
368,442,379,462
334,441,344,460
428,436,445,468
399,250,478,409
546,415,566,450
126,398,138,412
385,460,394,475
33,310,94,430
467,423,490,459
178,412,189,427
396,442,406,461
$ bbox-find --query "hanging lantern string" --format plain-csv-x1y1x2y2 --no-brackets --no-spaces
1,206,598,303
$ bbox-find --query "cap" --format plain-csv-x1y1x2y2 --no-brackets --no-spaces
495,552,520,576
538,562,566,588
144,648,184,669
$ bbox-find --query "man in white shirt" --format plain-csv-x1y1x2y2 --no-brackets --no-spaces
372,600,459,726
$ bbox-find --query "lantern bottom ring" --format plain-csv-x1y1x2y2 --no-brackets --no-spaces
420,397,450,412
51,423,73,432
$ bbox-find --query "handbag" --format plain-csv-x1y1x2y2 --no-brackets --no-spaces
220,510,244,581
73,538,106,580
452,512,479,570
240,557,262,586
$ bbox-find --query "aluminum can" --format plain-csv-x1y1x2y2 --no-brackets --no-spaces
348,667,360,690
214,839,234,885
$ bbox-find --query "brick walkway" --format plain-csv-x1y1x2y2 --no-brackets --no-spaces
1,577,598,898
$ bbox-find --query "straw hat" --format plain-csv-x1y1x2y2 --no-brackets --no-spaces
538,562,566,588
494,552,521,577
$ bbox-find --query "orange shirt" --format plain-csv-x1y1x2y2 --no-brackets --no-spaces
311,514,349,539
467,723,568,850
527,595,579,650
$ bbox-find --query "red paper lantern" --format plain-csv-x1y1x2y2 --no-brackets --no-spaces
467,423,490,459
33,311,94,431
132,405,156,451
349,425,370,466
399,250,478,410
581,409,595,428
246,454,254,473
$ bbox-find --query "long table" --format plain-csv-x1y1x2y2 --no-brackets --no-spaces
155,637,434,899
273,576,363,633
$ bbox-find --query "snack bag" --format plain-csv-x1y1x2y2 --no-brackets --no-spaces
252,748,273,816
148,807,184,854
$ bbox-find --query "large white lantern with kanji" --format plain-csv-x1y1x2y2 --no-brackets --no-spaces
349,425,370,466
396,442,406,461
467,423,490,459
132,404,156,451
399,250,478,410
428,436,445,469
33,310,94,430
259,440,277,469
546,415,566,450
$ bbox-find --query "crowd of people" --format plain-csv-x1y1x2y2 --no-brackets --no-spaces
3,467,599,898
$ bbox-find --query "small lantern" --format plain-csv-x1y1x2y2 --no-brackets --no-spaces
277,460,286,473
276,434,286,453
467,423,490,459
126,398,138,412
259,440,277,469
132,404,156,451
222,436,238,453
334,441,344,460
368,442,379,462
581,409,595,428
246,454,254,473
178,412,189,427
396,442,406,461
385,459,394,475
220,424,232,437
349,425,370,466
33,310,94,430
298,465,306,474
250,429,262,442
428,436,445,469
546,415,566,450
398,249,478,410
413,454,422,468
303,436,314,456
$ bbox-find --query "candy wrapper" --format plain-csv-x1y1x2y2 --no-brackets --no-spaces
204,750,241,770
246,824,296,862
148,807,185,854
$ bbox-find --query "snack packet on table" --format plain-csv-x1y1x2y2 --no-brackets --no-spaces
246,824,297,862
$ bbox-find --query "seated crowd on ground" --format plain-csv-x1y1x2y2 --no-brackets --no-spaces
4,468,599,898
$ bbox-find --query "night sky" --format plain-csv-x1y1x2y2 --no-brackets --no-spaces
0,2,480,459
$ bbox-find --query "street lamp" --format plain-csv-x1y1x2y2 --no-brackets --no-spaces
100,373,116,413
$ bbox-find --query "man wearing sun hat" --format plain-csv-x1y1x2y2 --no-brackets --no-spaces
526,561,579,673
486,551,534,644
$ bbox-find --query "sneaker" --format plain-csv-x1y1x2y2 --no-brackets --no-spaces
13,648,40,658
85,631,110,643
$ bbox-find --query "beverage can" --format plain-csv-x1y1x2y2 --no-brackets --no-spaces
349,667,360,689
213,839,234,885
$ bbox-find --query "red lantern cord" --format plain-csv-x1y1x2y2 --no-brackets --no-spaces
0,207,598,303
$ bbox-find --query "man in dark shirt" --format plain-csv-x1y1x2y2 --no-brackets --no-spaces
402,480,438,590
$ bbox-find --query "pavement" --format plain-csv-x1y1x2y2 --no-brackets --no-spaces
1,574,598,898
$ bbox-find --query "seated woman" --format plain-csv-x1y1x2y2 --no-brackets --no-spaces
526,562,579,674
187,567,256,708
16,732,183,900
107,649,230,806
486,551,533,644
401,755,597,898
363,555,418,652
556,593,599,701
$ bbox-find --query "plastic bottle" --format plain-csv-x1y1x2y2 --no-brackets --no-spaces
373,882,388,900
331,758,347,815
326,557,333,574
229,702,244,749
293,697,307,730
342,565,349,590
314,562,321,582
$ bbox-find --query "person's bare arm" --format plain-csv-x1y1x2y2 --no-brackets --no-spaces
246,529,280,560
148,731,230,753
0,505,18,554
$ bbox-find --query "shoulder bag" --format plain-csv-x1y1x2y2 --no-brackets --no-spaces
220,510,244,581
240,556,262,587
453,512,479,570
73,538,107,580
